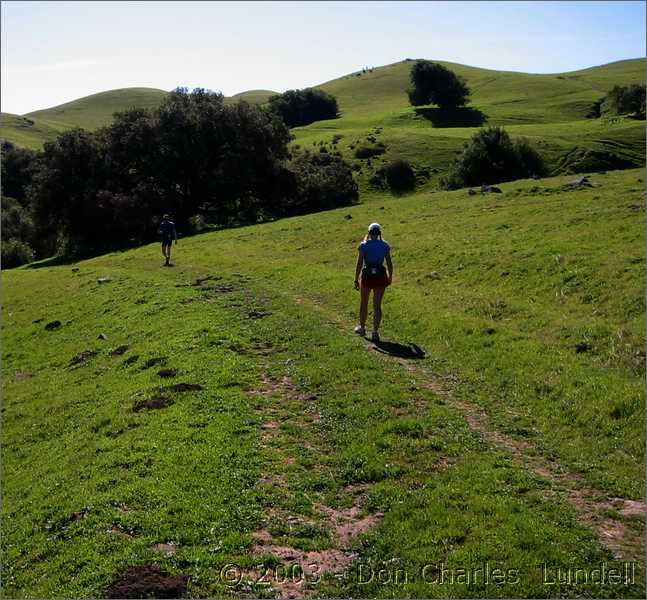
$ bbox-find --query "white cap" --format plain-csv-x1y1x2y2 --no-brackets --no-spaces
368,222,382,232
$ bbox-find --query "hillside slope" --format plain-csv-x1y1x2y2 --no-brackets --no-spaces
292,58,645,187
2,168,644,598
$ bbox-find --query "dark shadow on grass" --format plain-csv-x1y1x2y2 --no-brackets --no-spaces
372,340,426,359
415,107,487,128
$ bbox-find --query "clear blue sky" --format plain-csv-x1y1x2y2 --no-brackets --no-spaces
1,1,645,114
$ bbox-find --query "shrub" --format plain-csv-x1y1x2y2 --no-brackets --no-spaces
1,238,34,268
440,127,546,189
407,60,470,109
268,88,339,128
603,84,646,117
371,160,416,194
354,143,386,159
188,214,208,234
287,151,358,215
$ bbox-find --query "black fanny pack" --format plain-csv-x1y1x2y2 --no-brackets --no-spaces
363,263,386,279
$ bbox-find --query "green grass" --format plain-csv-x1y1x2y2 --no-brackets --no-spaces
0,87,274,150
2,168,644,598
293,58,645,189
1,58,644,177
224,89,278,106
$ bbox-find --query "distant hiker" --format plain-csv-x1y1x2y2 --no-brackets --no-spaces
354,222,393,342
158,214,177,266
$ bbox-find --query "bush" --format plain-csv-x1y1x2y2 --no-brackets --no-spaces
603,84,646,117
354,143,386,159
1,238,34,268
1,196,35,241
370,160,416,194
440,127,546,189
268,88,339,128
286,151,358,215
407,60,470,109
188,214,208,234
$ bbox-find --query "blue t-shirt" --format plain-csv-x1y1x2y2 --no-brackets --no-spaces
358,239,390,267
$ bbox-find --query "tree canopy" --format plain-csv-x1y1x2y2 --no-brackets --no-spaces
268,88,339,128
407,60,471,109
2,87,358,266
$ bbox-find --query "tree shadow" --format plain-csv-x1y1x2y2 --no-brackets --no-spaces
414,107,487,128
372,340,426,359
25,255,79,269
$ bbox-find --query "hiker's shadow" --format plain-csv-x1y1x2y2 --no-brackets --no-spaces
372,340,426,359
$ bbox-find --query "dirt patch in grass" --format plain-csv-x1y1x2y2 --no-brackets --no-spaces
109,345,130,356
132,396,174,412
105,565,188,599
142,356,167,369
14,371,34,381
157,368,177,378
160,382,203,393
44,320,61,330
70,350,98,366
193,275,223,286
315,496,384,546
248,310,271,319
150,542,179,555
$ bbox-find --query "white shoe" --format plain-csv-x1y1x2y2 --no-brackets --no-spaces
354,325,366,336
371,331,380,342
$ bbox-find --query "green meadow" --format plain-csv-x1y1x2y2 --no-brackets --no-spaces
2,167,644,597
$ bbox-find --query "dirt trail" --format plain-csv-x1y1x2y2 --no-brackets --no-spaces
247,374,384,598
290,292,646,563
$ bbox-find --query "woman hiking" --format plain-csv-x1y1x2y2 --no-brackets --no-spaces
354,222,393,342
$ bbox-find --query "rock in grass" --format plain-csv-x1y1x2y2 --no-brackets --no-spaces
97,277,111,284
45,320,61,330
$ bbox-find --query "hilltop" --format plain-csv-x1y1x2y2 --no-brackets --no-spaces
2,168,644,598
0,87,276,150
1,59,644,180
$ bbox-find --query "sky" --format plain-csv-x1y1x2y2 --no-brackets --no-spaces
1,1,645,115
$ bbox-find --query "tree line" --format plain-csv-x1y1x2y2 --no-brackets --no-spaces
1,88,356,267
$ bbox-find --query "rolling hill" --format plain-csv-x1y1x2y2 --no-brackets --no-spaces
0,87,276,150
1,59,644,179
2,168,644,598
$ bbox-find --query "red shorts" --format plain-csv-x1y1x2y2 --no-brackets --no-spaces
361,274,391,289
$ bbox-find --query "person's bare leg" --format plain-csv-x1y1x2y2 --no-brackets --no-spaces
372,287,385,334
359,286,371,329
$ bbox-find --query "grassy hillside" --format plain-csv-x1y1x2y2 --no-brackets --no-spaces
1,58,644,171
25,88,170,131
0,112,63,150
224,89,277,106
294,58,645,188
1,87,274,150
2,168,644,598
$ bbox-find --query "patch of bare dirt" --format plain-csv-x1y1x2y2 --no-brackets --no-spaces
249,494,383,598
150,542,179,555
70,350,98,366
105,564,188,599
132,396,174,412
161,382,203,393
157,368,177,378
142,356,167,369
109,344,130,356
14,371,34,381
